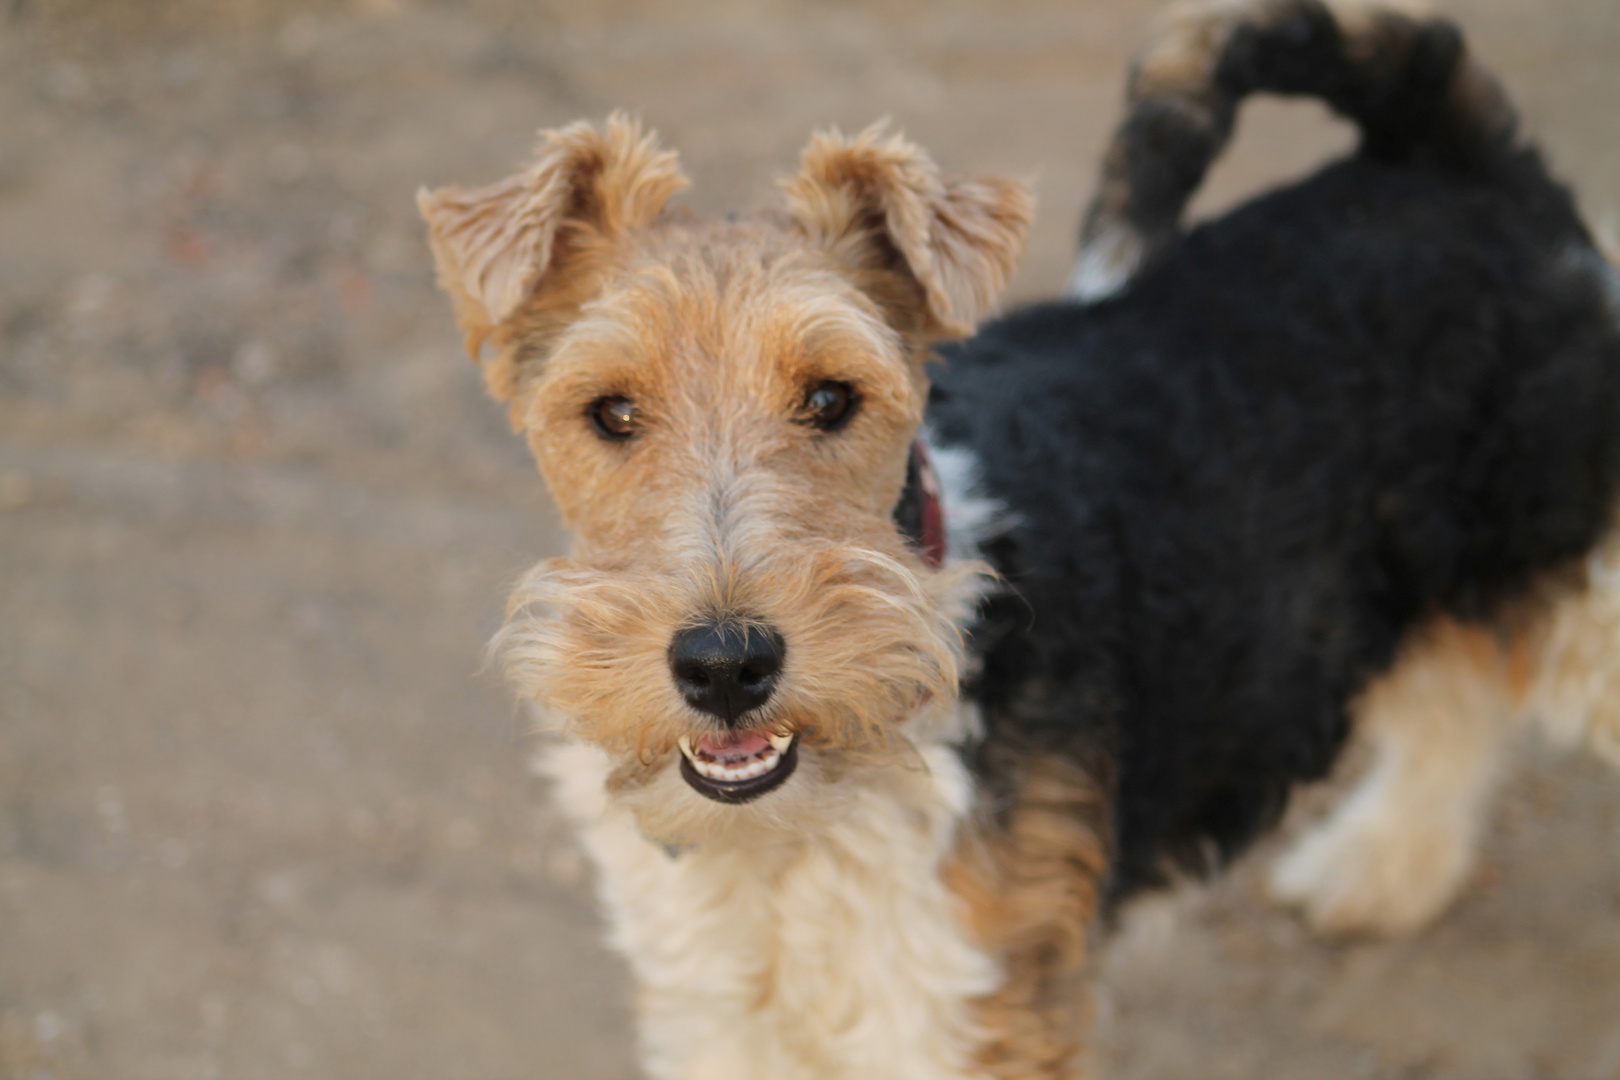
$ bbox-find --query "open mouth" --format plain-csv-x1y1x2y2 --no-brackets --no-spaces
677,730,798,804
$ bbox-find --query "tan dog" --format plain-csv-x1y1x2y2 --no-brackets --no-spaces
421,117,1053,1078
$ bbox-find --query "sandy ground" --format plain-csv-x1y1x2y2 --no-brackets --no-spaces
1,1,1618,1078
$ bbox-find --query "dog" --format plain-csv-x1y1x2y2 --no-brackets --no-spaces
417,0,1620,1075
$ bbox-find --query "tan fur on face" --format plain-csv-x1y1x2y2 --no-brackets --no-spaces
422,116,1032,1076
420,119,1029,848
484,223,996,847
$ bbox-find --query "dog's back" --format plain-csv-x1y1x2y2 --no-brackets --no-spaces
930,0,1620,901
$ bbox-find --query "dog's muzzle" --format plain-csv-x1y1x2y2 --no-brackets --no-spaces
667,441,945,805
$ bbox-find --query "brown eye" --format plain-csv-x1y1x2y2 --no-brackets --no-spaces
589,396,638,441
802,381,857,431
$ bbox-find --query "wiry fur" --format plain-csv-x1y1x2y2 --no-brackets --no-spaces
418,2,1620,1076
417,113,690,406
1071,0,1516,298
423,116,1038,1076
540,721,999,1080
481,214,1002,847
1272,522,1620,934
934,0,1620,930
784,124,1032,340
946,754,1110,1079
1267,615,1532,935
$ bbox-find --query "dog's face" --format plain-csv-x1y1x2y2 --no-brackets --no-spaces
420,116,1030,842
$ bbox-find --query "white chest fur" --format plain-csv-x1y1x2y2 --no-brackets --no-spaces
541,738,1000,1080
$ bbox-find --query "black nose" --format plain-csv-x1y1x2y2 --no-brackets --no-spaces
668,621,786,725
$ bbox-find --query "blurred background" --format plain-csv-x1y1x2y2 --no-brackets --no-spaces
1,0,1618,1078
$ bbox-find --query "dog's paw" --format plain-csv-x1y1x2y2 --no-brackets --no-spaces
1266,802,1476,938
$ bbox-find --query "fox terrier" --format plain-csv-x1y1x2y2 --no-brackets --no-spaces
418,0,1620,1075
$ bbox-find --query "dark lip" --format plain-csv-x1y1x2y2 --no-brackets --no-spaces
678,738,799,805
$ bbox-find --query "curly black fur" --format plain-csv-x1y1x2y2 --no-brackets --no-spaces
933,142,1620,901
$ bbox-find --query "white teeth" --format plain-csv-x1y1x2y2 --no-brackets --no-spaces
688,748,781,783
677,732,795,785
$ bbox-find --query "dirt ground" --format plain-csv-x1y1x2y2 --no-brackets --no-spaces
1,0,1617,1078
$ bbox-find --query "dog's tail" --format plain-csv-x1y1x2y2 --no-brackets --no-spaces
1069,0,1520,301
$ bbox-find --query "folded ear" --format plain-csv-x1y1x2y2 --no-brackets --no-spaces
782,124,1034,340
417,113,687,368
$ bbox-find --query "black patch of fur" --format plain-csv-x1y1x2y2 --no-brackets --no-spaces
933,148,1620,901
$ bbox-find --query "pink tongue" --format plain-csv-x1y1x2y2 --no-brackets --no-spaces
695,731,771,762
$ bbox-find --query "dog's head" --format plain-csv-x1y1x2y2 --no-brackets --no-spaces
420,115,1030,842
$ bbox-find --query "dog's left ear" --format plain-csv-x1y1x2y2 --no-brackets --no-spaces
783,124,1034,340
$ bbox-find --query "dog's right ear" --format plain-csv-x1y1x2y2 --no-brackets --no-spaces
418,113,687,397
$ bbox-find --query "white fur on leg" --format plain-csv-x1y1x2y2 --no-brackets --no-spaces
1267,621,1520,936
